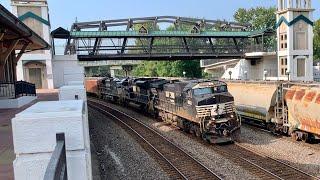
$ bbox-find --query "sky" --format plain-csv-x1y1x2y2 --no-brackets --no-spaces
1,0,320,30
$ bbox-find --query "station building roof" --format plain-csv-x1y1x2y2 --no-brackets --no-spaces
0,4,50,51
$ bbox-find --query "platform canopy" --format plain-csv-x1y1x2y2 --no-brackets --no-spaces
0,4,50,51
0,4,50,82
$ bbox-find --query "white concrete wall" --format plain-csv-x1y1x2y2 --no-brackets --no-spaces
52,55,85,88
221,56,278,80
13,150,90,180
0,96,37,109
58,85,92,179
12,100,92,180
59,85,87,101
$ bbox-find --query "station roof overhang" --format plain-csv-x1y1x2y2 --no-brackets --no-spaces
51,27,70,39
0,4,50,51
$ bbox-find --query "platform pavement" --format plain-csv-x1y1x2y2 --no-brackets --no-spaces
0,89,59,180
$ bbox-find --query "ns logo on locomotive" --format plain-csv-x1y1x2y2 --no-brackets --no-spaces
86,77,241,144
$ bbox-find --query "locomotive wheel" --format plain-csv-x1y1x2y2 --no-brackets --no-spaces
202,133,210,143
183,126,190,133
267,123,276,134
291,132,300,141
194,126,201,137
301,133,310,143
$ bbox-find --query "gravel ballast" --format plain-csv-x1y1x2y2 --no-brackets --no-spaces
96,101,258,180
89,107,170,180
239,125,320,178
90,99,320,179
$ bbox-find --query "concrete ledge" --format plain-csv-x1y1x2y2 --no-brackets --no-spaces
59,85,87,101
13,150,91,180
12,100,86,154
0,96,37,109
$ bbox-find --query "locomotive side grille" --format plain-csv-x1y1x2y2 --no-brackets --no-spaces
196,102,235,118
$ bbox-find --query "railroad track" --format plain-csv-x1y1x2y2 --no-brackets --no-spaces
242,123,320,152
210,143,317,180
88,99,223,180
88,98,317,180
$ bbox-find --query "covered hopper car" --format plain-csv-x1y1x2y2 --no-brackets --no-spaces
226,81,320,143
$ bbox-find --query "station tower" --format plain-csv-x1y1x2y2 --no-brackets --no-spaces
276,0,314,81
11,0,53,89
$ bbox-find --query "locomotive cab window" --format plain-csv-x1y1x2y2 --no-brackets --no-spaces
217,85,227,93
193,85,227,96
193,88,212,96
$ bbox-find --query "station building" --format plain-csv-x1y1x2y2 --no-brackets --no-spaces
0,3,50,108
10,0,53,89
202,0,315,82
9,0,87,89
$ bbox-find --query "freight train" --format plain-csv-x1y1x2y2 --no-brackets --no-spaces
226,81,320,143
86,77,241,144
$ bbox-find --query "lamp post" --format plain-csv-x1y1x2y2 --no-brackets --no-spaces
264,70,268,81
244,71,248,80
183,71,186,78
228,71,232,80
286,70,290,81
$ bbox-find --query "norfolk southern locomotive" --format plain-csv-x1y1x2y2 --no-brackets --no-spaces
87,77,241,143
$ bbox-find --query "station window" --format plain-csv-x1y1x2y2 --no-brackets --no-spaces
279,57,288,76
280,33,287,51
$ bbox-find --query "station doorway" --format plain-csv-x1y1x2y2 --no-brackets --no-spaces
23,61,47,89
29,68,42,89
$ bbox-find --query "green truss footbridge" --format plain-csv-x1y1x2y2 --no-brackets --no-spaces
51,16,275,61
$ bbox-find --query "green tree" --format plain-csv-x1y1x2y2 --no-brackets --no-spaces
234,7,277,30
132,23,203,78
314,19,320,63
234,7,277,51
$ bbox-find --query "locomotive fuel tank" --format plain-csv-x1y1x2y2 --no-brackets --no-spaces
285,85,320,137
226,82,278,123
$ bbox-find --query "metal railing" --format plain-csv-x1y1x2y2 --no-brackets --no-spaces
0,81,36,99
245,44,276,53
44,133,68,180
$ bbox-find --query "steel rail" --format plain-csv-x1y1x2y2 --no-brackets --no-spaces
235,142,318,179
88,98,223,180
88,102,187,180
210,145,284,179
88,98,317,179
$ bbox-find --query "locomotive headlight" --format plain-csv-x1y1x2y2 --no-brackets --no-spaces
223,129,229,136
211,109,218,116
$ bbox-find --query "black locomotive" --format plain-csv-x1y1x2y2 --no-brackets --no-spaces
95,77,241,143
